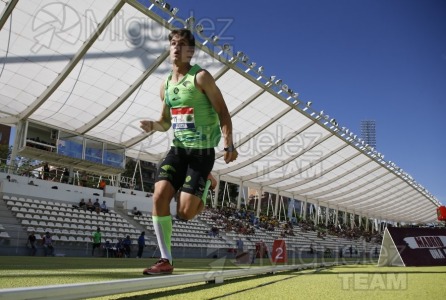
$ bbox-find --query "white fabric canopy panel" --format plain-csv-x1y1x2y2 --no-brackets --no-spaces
0,0,440,223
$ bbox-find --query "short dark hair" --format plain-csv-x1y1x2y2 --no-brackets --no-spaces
169,29,195,47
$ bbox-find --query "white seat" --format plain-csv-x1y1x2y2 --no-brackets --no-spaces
0,232,10,238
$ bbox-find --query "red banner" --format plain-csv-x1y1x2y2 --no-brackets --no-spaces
437,206,446,221
271,239,287,263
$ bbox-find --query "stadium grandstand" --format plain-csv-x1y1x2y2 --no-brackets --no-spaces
0,1,444,298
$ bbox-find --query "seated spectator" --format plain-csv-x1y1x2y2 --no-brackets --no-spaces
86,199,95,212
42,232,55,256
78,198,86,210
93,199,101,214
100,201,109,213
132,207,142,216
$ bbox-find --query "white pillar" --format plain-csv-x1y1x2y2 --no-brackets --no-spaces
334,208,339,227
325,205,329,227
256,188,262,218
273,191,280,218
213,174,221,208
236,181,243,209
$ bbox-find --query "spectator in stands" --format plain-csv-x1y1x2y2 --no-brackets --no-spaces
139,28,237,276
122,235,132,258
91,227,102,256
42,232,55,256
99,179,106,196
43,163,50,180
137,231,145,258
78,198,86,210
93,199,101,214
209,226,219,237
115,238,124,258
62,168,70,183
132,207,142,216
79,171,88,187
26,231,37,256
86,199,94,212
100,201,109,213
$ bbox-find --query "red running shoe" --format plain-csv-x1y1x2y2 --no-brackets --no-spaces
143,258,174,275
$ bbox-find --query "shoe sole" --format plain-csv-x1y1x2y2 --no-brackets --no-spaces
143,271,173,275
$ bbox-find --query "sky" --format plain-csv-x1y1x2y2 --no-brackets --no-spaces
156,0,446,205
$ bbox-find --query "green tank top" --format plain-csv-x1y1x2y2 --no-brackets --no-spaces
164,64,221,149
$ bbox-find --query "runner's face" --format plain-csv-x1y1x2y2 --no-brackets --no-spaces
170,35,194,63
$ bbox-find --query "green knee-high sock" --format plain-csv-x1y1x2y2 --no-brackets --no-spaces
152,215,172,262
201,179,211,206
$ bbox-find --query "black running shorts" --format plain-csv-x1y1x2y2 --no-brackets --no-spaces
156,147,215,199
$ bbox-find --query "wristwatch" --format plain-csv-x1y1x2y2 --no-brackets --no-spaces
224,144,235,152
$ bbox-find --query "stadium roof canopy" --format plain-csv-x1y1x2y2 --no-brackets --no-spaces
0,0,441,223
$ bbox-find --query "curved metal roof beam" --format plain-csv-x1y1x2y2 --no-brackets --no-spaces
0,0,18,31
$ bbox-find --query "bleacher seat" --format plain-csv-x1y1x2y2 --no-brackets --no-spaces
0,232,11,238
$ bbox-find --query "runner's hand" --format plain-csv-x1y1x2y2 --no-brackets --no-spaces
224,149,238,164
